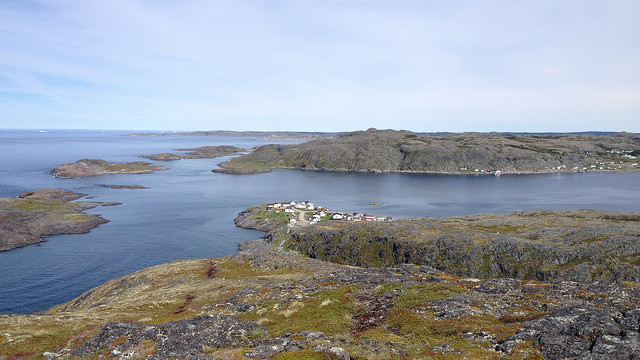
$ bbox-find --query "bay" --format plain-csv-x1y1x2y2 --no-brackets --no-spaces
1,129,639,314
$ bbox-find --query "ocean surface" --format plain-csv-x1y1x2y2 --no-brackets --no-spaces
1,129,639,314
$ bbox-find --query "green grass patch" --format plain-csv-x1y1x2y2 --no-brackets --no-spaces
16,198,76,212
240,285,358,337
394,283,467,309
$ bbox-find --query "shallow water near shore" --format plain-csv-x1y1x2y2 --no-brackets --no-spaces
1,129,639,314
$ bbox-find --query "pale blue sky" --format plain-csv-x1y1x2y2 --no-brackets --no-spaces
1,1,639,132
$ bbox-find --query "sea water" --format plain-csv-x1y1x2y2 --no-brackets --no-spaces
1,129,639,314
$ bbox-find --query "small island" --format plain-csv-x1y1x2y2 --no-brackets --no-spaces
51,159,168,178
141,145,245,161
99,184,148,189
0,189,119,251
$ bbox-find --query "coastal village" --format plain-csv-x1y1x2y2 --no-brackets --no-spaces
265,201,393,227
461,148,639,175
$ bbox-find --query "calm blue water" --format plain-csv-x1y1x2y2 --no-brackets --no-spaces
1,129,639,314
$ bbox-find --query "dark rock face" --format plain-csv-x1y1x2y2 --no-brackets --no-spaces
498,306,640,359
70,315,268,359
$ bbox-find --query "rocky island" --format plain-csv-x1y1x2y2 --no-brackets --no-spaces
2,203,639,359
214,129,640,175
141,145,245,161
51,159,168,178
0,189,119,251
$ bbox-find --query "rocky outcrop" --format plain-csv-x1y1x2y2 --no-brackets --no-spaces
498,306,640,359
235,205,640,282
215,129,640,174
141,145,245,161
70,315,268,359
51,159,167,178
0,189,119,251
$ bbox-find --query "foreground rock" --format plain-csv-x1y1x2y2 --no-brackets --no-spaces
141,145,245,161
51,159,167,178
3,235,636,359
2,205,639,359
0,189,119,251
69,315,268,359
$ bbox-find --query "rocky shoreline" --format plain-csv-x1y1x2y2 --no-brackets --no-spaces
0,189,119,251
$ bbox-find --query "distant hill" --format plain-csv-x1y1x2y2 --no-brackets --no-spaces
129,130,341,140
214,128,640,174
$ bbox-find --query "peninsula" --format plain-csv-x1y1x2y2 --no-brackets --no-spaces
2,203,638,359
51,159,168,178
214,129,640,175
0,189,119,251
140,145,245,161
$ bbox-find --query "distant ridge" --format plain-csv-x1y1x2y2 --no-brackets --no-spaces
128,130,342,140
129,129,632,139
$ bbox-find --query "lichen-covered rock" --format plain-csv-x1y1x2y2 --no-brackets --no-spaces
497,306,640,359
70,315,268,359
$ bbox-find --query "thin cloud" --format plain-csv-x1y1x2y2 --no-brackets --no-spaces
0,0,638,132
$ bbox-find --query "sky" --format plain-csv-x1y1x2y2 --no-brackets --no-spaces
1,1,639,132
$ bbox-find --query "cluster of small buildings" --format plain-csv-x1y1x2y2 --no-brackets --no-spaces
328,212,393,223
266,201,318,212
265,201,393,227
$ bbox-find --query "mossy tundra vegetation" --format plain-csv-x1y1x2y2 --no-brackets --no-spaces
3,204,639,359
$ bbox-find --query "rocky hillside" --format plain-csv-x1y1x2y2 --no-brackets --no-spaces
214,129,640,174
51,159,168,178
267,210,640,282
0,189,119,251
2,204,640,359
2,236,639,359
